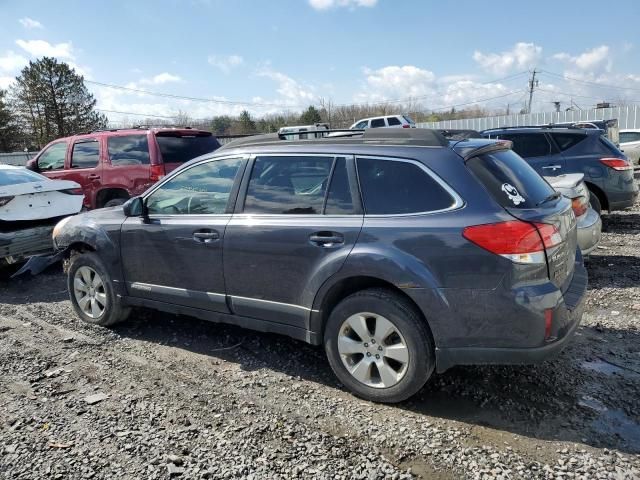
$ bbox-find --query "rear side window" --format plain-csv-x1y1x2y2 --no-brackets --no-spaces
370,118,386,128
551,133,587,152
325,158,354,215
357,157,455,215
108,135,150,166
71,140,100,169
387,117,402,126
156,133,220,164
498,133,551,158
467,150,555,209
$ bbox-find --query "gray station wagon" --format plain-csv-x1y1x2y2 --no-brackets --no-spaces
52,129,587,403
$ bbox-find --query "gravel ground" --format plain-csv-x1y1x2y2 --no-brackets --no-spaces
1,202,639,479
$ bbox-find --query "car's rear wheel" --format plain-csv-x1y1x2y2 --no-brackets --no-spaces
324,288,434,403
68,252,130,327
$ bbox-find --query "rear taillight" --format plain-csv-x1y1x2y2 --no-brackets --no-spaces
61,188,84,195
150,164,166,182
600,158,633,171
571,196,588,217
0,196,14,207
544,309,554,341
462,220,561,264
402,124,410,128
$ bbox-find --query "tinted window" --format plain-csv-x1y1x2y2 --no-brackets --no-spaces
357,158,455,215
146,158,243,215
325,158,354,215
387,117,402,126
156,133,220,164
499,133,551,157
551,133,587,152
467,150,555,209
38,142,67,170
71,140,100,169
370,118,386,128
620,132,640,143
244,156,333,214
355,121,368,129
0,168,47,186
108,135,150,165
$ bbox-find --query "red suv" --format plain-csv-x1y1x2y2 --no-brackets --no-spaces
26,127,221,209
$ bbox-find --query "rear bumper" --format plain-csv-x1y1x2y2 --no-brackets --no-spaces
577,207,602,255
434,259,588,373
0,225,54,264
607,180,639,210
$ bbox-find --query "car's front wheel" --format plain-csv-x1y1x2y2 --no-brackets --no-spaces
68,252,130,327
324,288,434,403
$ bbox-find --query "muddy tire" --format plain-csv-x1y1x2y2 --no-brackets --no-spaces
324,288,434,403
68,252,130,327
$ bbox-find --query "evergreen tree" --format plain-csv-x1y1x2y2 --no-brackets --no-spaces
238,110,256,134
0,89,23,152
299,105,322,124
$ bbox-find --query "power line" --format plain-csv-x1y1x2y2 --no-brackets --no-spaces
536,87,640,103
539,70,640,93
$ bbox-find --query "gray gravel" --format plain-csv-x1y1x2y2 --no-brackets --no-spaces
1,201,639,479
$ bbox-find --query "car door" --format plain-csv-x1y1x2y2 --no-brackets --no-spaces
223,154,363,329
370,118,387,129
68,137,103,208
119,156,247,313
498,133,565,176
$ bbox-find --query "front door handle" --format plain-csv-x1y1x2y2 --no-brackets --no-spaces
542,165,562,171
193,230,220,243
88,174,101,179
309,232,344,247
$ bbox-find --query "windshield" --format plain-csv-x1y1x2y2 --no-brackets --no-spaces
155,133,221,164
0,168,47,187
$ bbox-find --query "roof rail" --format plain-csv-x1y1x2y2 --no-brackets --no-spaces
482,124,583,132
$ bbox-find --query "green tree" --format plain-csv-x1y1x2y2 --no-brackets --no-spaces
299,105,321,124
10,57,107,147
211,115,233,135
237,110,256,134
0,89,23,152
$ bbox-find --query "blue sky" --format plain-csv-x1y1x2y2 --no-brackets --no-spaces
1,0,639,123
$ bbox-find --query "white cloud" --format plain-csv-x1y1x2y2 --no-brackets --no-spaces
553,45,611,71
308,0,377,10
15,39,75,59
0,50,28,72
140,72,182,85
473,42,542,75
208,54,243,74
257,67,316,105
19,17,43,29
0,76,14,89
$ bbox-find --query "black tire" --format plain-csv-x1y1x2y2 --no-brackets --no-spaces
588,189,602,215
67,252,130,327
324,288,435,403
104,197,127,208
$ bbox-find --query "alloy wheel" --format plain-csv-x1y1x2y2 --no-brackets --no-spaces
73,266,107,319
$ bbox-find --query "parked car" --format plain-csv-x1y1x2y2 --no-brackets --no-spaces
481,126,638,213
350,115,416,129
544,174,601,255
51,128,586,403
278,123,329,140
551,119,619,145
619,129,640,166
26,127,221,210
0,165,83,267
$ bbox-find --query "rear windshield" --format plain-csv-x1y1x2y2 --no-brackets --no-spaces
155,133,221,164
0,168,46,186
403,115,415,125
467,149,555,209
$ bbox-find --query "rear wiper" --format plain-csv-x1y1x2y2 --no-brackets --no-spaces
536,191,561,206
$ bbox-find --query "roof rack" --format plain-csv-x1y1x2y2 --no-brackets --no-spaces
218,128,449,151
482,124,583,132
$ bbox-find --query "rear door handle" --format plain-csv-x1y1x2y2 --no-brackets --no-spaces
309,232,344,247
193,230,220,243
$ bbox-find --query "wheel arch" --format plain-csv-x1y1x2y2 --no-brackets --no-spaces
96,187,130,208
584,181,608,211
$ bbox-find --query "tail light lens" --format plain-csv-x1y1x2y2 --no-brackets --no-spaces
0,196,14,207
462,220,561,264
402,124,410,128
61,188,84,195
571,196,588,217
600,158,632,171
150,164,166,182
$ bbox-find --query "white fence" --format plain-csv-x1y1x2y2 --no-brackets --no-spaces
418,105,640,131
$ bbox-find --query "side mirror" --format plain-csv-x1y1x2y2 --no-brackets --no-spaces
122,196,146,218
26,158,39,172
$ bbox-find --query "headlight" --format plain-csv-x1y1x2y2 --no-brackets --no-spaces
52,216,73,243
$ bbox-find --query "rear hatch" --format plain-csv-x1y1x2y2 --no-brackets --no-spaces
465,147,578,292
154,130,221,174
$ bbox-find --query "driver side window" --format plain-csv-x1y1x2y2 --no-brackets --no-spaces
146,158,243,215
38,142,68,170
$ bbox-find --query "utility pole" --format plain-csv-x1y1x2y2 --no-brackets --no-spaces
526,69,539,114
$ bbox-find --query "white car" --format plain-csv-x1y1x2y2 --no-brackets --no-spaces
278,123,329,140
0,165,84,266
619,130,640,166
350,115,416,130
